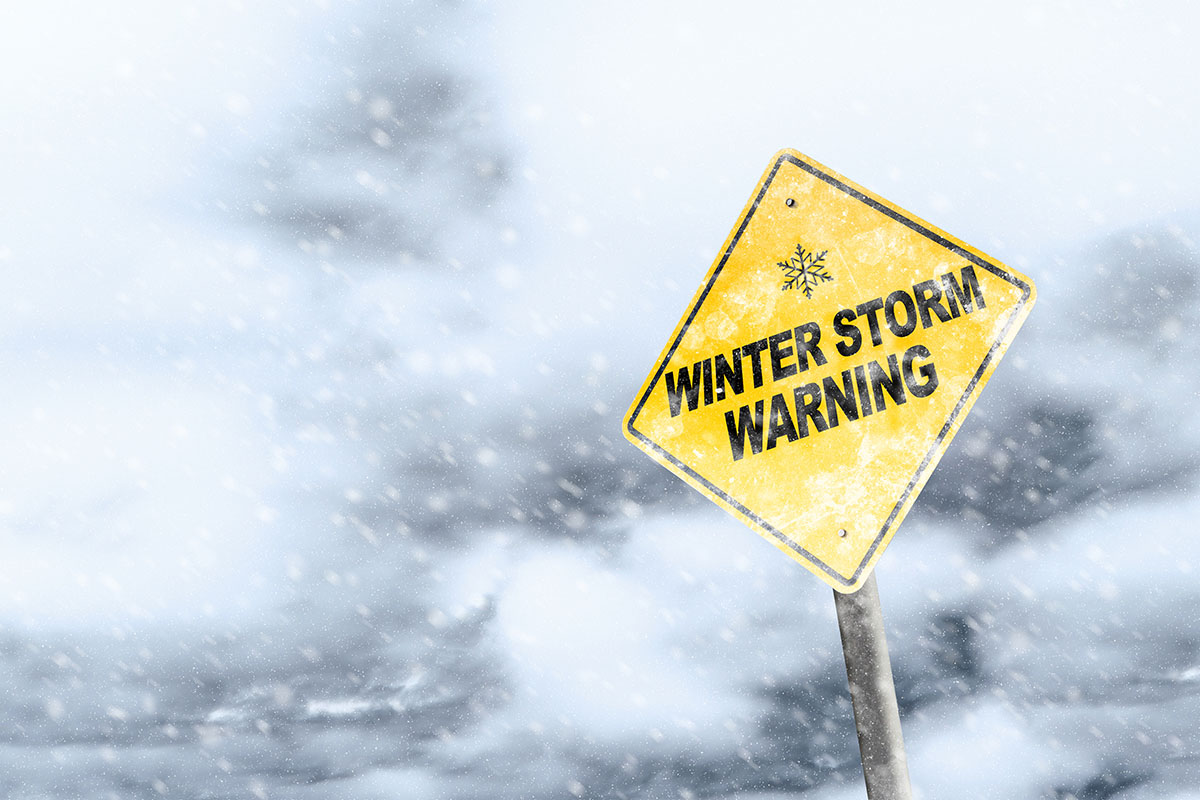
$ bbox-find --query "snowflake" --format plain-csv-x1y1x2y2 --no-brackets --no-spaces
777,244,832,298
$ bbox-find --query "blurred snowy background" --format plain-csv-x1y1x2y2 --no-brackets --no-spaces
3,1,1200,798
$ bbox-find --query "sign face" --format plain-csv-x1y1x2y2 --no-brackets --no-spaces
624,150,1035,592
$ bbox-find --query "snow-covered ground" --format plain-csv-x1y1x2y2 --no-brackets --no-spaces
3,2,1200,797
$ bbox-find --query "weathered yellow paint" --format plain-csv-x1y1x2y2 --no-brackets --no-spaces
624,150,1036,592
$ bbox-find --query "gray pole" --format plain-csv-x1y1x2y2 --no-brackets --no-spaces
834,572,913,800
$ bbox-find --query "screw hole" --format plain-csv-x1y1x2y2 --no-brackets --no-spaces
785,198,796,207
837,528,847,538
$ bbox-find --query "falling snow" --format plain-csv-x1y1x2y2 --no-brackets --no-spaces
3,2,1200,799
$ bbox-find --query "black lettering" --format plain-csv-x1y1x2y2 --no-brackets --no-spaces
725,400,764,461
714,351,743,401
666,362,702,417
793,322,828,371
766,393,799,449
901,344,939,398
792,383,829,438
855,297,886,346
702,358,714,406
884,289,917,337
768,330,797,381
913,279,952,328
942,265,986,316
833,308,862,357
822,371,859,428
741,339,770,388
854,364,873,417
868,355,907,411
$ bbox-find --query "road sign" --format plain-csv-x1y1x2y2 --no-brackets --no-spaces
623,149,1035,592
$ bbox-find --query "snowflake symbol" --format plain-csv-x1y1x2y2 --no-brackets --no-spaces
777,244,833,298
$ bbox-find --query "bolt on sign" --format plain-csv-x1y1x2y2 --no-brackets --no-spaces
624,150,1036,592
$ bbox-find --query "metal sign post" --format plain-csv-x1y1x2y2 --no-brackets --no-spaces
834,573,912,800
622,149,1037,798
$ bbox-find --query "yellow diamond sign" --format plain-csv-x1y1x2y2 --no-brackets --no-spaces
624,150,1036,592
